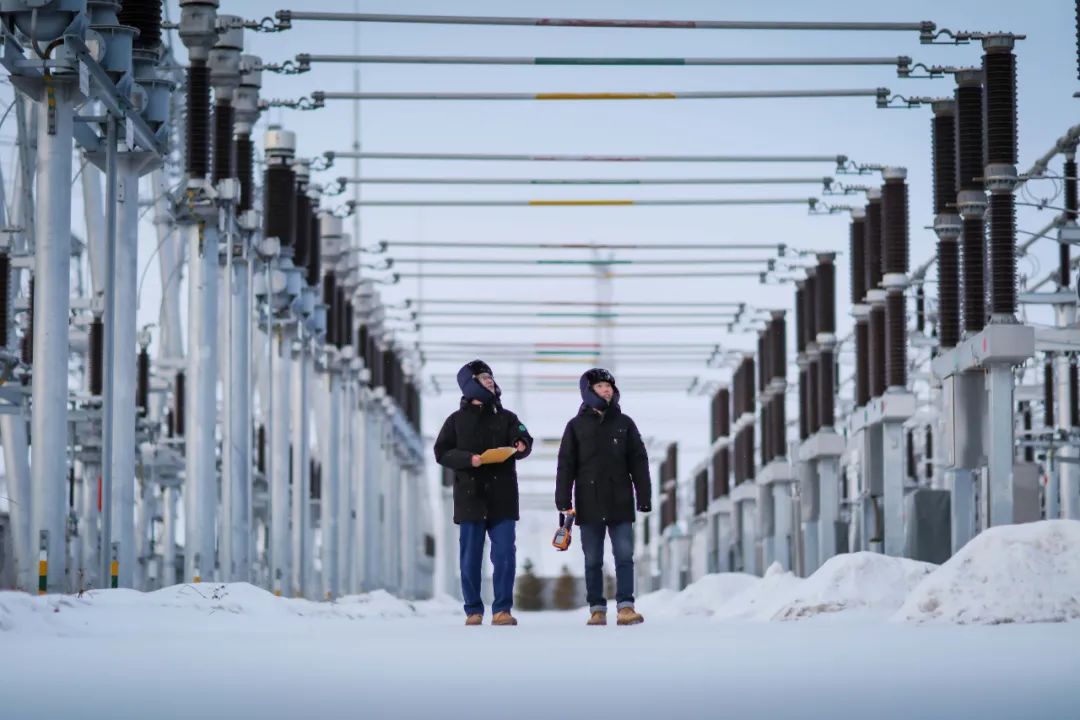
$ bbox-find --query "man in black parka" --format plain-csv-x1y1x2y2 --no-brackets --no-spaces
556,368,651,626
434,360,533,626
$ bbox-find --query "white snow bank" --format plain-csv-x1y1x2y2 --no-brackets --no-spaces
896,519,1080,624
0,583,458,635
637,573,758,617
712,562,806,621
770,552,936,621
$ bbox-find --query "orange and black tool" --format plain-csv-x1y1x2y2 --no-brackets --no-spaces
552,510,575,551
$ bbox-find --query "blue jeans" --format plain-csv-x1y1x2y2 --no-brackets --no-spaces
459,518,516,616
580,521,635,612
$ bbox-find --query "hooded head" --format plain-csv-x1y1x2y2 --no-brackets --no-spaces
457,360,501,405
580,368,620,411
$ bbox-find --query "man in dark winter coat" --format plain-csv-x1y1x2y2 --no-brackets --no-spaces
556,368,651,626
434,360,533,626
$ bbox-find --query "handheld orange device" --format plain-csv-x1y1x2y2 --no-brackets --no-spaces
552,510,575,551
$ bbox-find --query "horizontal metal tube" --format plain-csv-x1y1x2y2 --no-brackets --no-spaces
330,151,843,163
316,88,886,101
341,176,829,185
387,241,783,251
303,53,906,66
389,257,772,265
353,197,815,207
393,270,764,279
284,12,929,32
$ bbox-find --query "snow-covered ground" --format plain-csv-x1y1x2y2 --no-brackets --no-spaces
2,521,1078,719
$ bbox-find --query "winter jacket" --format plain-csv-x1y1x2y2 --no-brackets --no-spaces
434,398,533,524
555,403,652,525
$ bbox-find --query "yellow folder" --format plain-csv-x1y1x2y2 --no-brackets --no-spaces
479,447,517,465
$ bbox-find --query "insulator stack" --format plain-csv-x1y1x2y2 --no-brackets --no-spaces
212,100,234,184
804,269,818,347
808,355,820,435
955,73,985,192
988,193,1016,316
815,255,836,337
760,402,770,464
757,331,768,393
885,291,907,389
864,192,883,292
0,252,9,348
869,304,886,398
932,102,957,215
335,288,347,349
310,459,321,500
1044,357,1054,427
1022,402,1034,462
186,61,210,179
136,347,150,415
938,239,960,349
1071,358,1080,428
855,320,870,408
174,371,185,437
819,348,835,430
1076,0,1080,82
264,164,296,251
1063,156,1076,288
915,285,925,333
983,47,1018,167
306,210,321,287
21,277,34,364
798,368,808,440
358,324,369,367
257,424,266,474
924,426,934,479
850,215,866,304
119,0,163,50
323,274,337,347
293,186,310,271
906,430,916,479
344,301,354,350
772,394,786,460
770,312,786,381
236,134,254,211
881,174,910,277
89,317,104,396
961,215,986,333
794,284,806,355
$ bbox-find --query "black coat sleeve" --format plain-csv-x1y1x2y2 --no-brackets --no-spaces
433,414,475,471
627,419,652,511
506,411,534,460
555,420,577,511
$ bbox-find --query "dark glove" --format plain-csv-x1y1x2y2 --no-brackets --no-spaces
637,503,652,513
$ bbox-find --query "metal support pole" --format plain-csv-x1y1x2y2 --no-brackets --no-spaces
290,338,310,597
337,377,354,593
269,327,293,595
30,78,75,593
80,465,100,589
184,221,220,582
106,155,141,588
947,468,977,553
323,371,340,598
350,386,367,591
817,455,840,563
882,419,906,556
362,397,380,590
163,485,177,587
1056,303,1080,519
1,413,33,591
987,365,1016,525
152,170,184,359
223,253,253,581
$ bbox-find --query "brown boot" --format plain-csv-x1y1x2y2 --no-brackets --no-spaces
492,611,518,626
617,607,644,626
586,611,607,626
465,614,483,626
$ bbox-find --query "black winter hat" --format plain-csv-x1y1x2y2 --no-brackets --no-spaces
580,368,620,410
457,359,500,405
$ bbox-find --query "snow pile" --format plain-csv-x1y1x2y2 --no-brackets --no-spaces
637,573,758,617
0,582,457,635
896,520,1080,624
711,562,805,621
771,552,936,621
